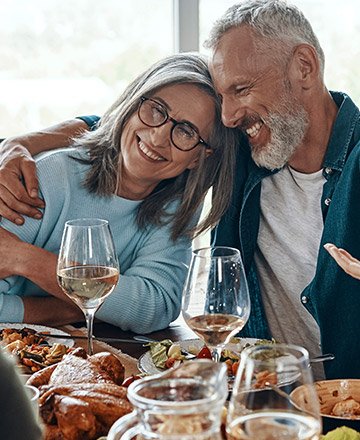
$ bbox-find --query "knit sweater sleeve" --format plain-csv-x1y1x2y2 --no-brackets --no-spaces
0,151,69,322
0,213,46,321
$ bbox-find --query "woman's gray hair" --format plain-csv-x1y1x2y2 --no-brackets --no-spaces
72,52,238,241
205,0,325,76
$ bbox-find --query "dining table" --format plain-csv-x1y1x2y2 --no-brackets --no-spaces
74,315,196,364
18,319,356,438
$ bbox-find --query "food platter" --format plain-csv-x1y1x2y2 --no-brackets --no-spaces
0,323,75,375
0,323,74,347
138,337,259,375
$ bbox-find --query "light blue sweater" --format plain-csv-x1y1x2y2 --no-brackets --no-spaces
0,148,193,332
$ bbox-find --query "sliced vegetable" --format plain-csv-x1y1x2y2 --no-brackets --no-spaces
196,346,212,359
122,375,141,388
146,339,173,369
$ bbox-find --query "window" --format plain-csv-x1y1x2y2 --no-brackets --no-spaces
2,1,359,137
0,0,172,136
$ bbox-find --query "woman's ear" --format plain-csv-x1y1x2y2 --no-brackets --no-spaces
187,148,213,170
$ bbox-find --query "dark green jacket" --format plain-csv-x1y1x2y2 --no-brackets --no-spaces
213,92,360,379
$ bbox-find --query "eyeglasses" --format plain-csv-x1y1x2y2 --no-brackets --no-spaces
138,96,210,151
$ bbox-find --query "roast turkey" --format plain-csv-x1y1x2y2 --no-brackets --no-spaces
27,348,133,440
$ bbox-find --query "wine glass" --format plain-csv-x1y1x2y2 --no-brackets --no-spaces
181,246,251,362
226,343,322,440
57,218,119,355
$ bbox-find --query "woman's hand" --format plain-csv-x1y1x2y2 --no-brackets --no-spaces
0,142,44,224
0,227,24,278
23,296,84,326
324,243,360,280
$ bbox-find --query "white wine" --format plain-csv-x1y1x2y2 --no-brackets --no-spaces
57,266,119,309
185,314,246,346
226,411,321,440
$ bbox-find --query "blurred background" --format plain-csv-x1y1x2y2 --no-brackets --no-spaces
1,0,359,136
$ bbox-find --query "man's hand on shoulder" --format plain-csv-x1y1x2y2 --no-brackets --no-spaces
0,141,44,224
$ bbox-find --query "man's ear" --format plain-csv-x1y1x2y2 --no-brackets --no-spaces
288,44,320,89
187,148,213,170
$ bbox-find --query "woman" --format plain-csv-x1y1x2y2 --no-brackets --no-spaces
0,53,237,332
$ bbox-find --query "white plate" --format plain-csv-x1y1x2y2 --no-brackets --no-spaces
0,323,74,347
138,337,259,375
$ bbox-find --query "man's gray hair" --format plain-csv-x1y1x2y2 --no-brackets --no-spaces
205,0,325,75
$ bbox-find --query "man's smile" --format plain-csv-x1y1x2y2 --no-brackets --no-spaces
245,121,263,138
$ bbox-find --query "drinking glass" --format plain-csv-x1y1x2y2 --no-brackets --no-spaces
108,359,228,440
181,246,251,362
57,218,119,355
226,343,322,440
24,384,40,421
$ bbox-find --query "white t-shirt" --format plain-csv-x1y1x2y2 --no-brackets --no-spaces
255,165,325,379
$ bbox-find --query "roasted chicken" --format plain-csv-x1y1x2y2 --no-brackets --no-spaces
27,348,133,440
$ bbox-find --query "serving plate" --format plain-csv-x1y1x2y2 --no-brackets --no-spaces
0,323,74,347
138,337,259,375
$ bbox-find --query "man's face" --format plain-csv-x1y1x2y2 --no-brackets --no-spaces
210,26,308,170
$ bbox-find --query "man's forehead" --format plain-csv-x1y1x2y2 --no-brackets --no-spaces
210,27,257,67
209,27,257,89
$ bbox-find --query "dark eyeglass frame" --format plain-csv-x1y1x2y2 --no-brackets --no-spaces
138,96,210,151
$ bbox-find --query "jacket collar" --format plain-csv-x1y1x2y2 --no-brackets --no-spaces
322,91,360,171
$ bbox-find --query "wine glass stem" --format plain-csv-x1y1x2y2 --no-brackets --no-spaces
84,308,96,355
211,346,223,362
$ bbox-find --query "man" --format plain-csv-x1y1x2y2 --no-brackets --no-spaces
0,0,359,379
206,0,360,379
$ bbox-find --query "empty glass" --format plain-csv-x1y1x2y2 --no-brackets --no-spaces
24,384,40,421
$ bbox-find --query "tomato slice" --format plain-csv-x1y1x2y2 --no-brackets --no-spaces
196,345,212,359
231,360,240,377
122,375,141,387
165,357,177,369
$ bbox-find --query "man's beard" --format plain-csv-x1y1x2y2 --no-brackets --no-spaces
250,99,309,171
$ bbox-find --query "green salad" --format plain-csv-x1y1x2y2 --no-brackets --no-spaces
146,337,280,371
322,427,360,440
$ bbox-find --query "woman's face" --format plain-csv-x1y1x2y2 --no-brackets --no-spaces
120,83,215,200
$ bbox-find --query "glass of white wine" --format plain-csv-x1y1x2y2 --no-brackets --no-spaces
57,218,119,355
226,343,322,440
181,246,251,362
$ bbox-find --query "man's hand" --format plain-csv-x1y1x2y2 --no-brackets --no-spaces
324,243,360,280
0,143,44,224
0,119,90,224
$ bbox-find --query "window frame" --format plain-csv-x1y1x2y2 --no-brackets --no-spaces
173,0,199,52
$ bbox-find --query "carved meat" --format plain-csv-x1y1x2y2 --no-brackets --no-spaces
332,398,360,417
27,348,132,440
91,352,125,385
54,396,98,440
27,364,58,388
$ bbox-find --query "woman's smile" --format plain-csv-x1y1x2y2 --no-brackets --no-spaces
119,83,215,199
137,138,166,162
